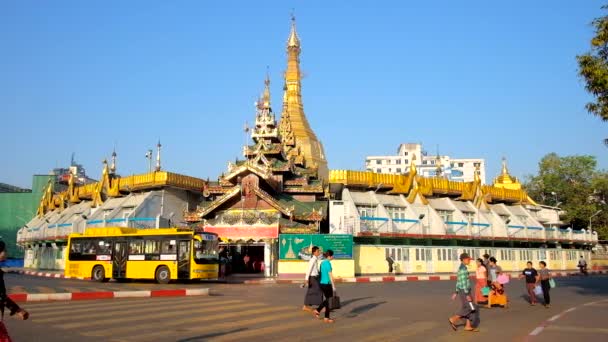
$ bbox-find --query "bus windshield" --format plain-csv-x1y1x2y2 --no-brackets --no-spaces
193,235,219,264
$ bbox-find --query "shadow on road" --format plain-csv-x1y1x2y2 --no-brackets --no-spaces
177,328,248,341
562,276,608,297
340,296,374,308
344,301,387,318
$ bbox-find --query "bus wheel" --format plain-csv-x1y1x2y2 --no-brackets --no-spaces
155,266,170,284
92,265,107,282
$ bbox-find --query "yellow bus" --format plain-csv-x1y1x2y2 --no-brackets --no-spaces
65,227,219,283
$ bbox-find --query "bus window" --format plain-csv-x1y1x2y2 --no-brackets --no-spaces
98,241,111,255
144,240,160,260
161,240,176,254
129,241,144,254
144,240,160,254
193,239,219,264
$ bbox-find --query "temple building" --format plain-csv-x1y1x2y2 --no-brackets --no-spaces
17,146,209,270
183,20,329,276
16,17,600,276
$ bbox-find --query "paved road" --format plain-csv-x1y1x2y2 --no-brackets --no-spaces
4,273,225,294
4,275,607,341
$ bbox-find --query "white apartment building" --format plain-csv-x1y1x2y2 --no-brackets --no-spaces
365,143,486,184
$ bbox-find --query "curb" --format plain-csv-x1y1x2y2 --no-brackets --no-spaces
8,270,90,280
7,288,209,302
244,270,608,285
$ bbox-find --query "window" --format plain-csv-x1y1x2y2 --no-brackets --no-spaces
376,168,381,173
458,163,464,167
404,152,409,156
161,240,176,254
423,161,428,165
130,241,144,254
357,205,376,218
396,168,401,173
388,168,392,172
387,207,406,220
474,162,480,167
436,210,454,223
465,212,475,224
431,160,435,165
144,240,160,254
396,159,402,165
404,159,409,164
376,160,381,165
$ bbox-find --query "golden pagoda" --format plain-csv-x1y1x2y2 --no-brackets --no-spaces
279,16,329,181
493,157,521,191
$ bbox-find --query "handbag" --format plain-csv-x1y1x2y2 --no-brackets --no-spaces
329,293,341,310
534,285,543,296
497,274,510,285
481,286,490,296
549,278,556,288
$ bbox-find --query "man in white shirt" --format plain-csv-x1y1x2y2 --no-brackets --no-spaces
303,246,322,311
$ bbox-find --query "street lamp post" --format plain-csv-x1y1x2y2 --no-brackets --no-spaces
589,210,602,231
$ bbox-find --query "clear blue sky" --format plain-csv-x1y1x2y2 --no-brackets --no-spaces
2,0,607,188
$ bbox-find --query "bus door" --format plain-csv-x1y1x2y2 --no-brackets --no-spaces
112,241,128,279
177,240,191,279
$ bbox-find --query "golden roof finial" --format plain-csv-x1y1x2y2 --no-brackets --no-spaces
287,13,300,48
262,68,271,109
493,156,520,190
501,156,509,176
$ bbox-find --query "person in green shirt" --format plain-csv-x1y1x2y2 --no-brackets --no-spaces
449,252,480,332
313,250,336,323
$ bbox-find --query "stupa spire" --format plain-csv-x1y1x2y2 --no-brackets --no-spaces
279,15,328,180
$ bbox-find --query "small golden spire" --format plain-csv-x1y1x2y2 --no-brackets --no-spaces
262,69,271,109
501,156,509,176
287,14,300,48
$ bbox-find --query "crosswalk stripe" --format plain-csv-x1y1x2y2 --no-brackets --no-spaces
101,303,293,341
28,296,203,315
360,320,439,341
116,307,301,341
32,298,237,322
545,325,608,334
210,315,321,342
307,316,400,339
54,300,241,329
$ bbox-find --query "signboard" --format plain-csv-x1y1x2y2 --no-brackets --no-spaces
279,234,353,260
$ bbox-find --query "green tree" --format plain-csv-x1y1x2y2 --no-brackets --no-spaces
525,153,608,239
578,5,608,123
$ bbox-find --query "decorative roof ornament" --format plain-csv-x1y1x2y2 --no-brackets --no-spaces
287,14,300,48
493,157,521,190
110,148,117,174
155,140,162,172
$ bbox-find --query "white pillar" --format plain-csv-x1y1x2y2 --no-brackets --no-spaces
264,242,271,277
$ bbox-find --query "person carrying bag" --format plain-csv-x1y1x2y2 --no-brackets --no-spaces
302,246,323,311
313,250,337,323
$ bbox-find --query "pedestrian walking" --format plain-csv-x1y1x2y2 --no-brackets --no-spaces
521,261,539,305
302,246,323,311
474,258,488,305
538,261,552,308
0,241,29,321
482,254,490,268
313,250,336,323
448,252,480,332
487,257,508,308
